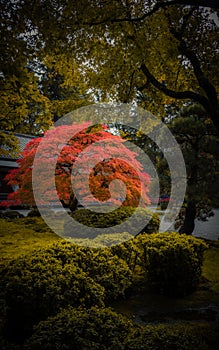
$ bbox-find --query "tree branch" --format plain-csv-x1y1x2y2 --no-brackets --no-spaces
123,71,135,103
82,0,218,26
140,63,209,105
140,62,219,133
173,33,218,104
166,24,219,132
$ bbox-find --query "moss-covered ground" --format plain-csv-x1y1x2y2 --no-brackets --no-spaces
0,217,61,266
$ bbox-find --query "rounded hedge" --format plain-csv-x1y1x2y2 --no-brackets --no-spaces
0,210,24,220
0,256,103,342
23,307,208,350
0,241,132,341
135,232,208,295
69,206,160,235
126,323,209,350
24,306,132,350
111,232,208,296
27,207,41,217
40,241,132,301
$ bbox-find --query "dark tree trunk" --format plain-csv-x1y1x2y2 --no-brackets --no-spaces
179,200,196,234
69,192,78,212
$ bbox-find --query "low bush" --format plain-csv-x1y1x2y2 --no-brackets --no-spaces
0,210,24,220
126,323,209,350
23,307,209,350
84,249,132,301
69,232,134,247
0,252,104,342
24,306,132,350
70,206,160,236
27,207,41,217
0,241,132,341
111,232,208,296
43,241,132,301
136,232,208,295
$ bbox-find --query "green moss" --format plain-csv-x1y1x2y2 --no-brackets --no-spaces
202,241,219,292
0,218,61,265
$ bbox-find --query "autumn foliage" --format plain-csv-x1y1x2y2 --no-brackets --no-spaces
2,123,150,209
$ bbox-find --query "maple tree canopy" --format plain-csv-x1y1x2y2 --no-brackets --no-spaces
2,122,150,210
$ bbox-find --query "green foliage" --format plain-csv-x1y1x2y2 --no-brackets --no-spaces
0,67,52,142
0,241,132,341
43,241,132,302
0,253,104,342
126,323,209,350
168,104,219,232
0,337,20,350
112,232,208,296
136,232,208,295
24,306,132,350
27,207,41,217
0,219,217,349
1,0,218,155
110,237,141,272
0,132,20,158
70,206,160,235
23,307,209,350
76,232,134,248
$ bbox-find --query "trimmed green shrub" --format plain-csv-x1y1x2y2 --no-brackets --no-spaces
136,232,208,295
70,232,134,248
126,323,209,350
110,237,141,271
27,207,41,217
111,232,208,295
24,306,133,350
0,210,24,219
41,241,132,301
70,206,160,235
0,241,132,341
84,249,132,301
0,252,104,342
23,307,209,350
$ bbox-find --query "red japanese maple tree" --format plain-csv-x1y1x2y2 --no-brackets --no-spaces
2,123,150,210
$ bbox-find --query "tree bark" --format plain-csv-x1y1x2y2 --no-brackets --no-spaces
179,200,196,234
69,192,78,212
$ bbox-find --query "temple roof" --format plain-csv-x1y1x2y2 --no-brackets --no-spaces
0,132,35,161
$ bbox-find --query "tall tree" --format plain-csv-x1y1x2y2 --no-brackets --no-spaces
17,0,217,131
0,1,90,155
168,104,219,234
0,0,52,155
1,1,218,136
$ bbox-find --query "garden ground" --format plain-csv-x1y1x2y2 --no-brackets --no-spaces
0,217,219,349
